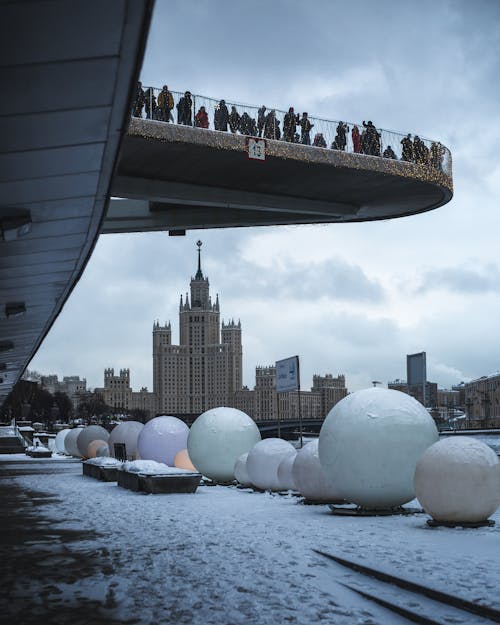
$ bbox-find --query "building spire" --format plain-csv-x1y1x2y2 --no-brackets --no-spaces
195,240,203,280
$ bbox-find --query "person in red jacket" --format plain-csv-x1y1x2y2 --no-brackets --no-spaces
194,106,209,129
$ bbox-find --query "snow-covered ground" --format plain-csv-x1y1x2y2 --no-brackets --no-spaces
1,455,499,624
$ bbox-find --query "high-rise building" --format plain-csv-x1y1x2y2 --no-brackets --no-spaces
153,241,242,416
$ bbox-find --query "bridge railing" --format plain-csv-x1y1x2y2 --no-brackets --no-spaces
134,86,452,177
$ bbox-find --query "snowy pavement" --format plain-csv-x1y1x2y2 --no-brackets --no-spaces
1,456,499,625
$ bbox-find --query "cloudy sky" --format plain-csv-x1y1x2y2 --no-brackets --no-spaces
30,0,500,394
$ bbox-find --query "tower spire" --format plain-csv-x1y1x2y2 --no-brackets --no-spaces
195,240,203,280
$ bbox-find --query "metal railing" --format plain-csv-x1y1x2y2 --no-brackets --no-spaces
132,85,452,177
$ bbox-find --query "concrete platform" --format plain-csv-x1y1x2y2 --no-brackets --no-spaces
106,119,454,233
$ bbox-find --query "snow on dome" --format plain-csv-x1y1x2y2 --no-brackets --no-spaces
276,452,297,491
319,387,438,509
246,438,296,491
292,439,343,503
122,459,196,476
55,428,71,454
234,452,252,487
87,439,108,459
414,437,500,523
76,425,110,458
109,421,144,460
64,427,84,457
174,448,197,472
137,416,189,466
187,407,261,482
85,457,122,467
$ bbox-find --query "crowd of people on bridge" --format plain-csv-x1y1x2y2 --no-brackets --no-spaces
132,82,445,171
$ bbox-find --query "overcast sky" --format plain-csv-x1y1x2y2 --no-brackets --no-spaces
30,0,500,394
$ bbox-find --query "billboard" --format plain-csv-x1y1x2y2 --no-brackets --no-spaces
275,356,299,393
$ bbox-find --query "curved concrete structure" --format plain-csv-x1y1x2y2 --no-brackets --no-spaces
0,1,153,405
106,119,453,232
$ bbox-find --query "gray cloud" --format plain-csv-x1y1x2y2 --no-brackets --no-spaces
416,264,500,294
28,1,500,394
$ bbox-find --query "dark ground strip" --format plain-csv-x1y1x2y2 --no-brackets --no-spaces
0,464,137,625
314,549,500,623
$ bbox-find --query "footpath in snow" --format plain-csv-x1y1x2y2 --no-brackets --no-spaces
0,456,499,625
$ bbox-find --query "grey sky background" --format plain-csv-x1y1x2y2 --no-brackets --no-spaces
30,0,500,394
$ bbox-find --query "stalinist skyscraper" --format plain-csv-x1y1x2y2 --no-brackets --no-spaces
153,241,242,415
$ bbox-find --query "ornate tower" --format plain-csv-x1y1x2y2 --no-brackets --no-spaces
153,241,243,415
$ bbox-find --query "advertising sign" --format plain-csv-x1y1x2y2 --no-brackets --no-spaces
275,356,299,393
247,137,266,161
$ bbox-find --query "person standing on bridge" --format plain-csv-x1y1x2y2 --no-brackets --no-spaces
283,107,299,142
144,87,157,120
177,91,193,126
157,85,174,122
214,100,229,131
229,106,241,133
401,134,413,162
132,81,145,117
352,125,361,153
299,112,313,145
257,105,267,137
334,121,349,151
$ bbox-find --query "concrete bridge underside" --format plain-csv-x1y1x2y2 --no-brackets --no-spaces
105,119,453,233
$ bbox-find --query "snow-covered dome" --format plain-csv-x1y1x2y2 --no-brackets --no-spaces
77,425,109,458
64,427,84,457
276,452,297,491
319,388,438,509
293,439,343,503
415,437,500,522
234,452,252,487
188,407,261,482
109,421,144,460
137,416,188,466
55,428,71,454
246,438,296,491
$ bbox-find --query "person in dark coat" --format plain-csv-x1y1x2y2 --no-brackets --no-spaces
176,91,193,125
313,133,326,148
239,112,252,136
413,136,429,164
144,87,157,120
382,146,397,159
283,107,299,142
229,106,241,133
249,116,258,137
299,112,314,145
401,134,413,161
257,105,267,137
334,121,349,151
194,106,209,128
362,121,380,156
430,142,444,170
214,100,229,131
264,110,280,139
132,81,145,117
351,125,361,153
157,85,174,122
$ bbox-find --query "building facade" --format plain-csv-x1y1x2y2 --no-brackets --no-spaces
153,242,242,415
234,367,347,422
99,368,156,417
40,374,87,409
464,373,500,425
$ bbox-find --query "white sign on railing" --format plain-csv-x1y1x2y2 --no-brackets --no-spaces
247,137,266,161
275,356,299,393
